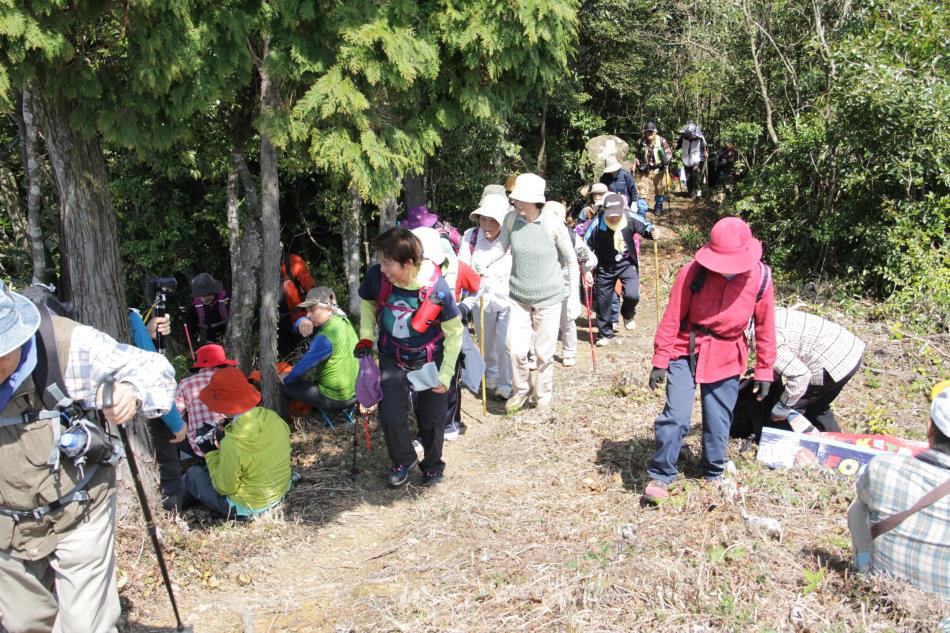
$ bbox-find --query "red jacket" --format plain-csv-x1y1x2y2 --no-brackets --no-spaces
652,260,776,384
281,254,315,322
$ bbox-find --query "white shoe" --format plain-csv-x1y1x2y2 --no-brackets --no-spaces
506,394,528,413
624,318,637,331
534,399,552,412
562,357,576,367
595,337,612,347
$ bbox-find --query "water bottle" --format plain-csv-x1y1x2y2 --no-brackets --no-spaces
59,427,88,457
787,411,817,434
409,291,444,333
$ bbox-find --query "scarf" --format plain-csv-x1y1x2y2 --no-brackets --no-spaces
604,213,628,253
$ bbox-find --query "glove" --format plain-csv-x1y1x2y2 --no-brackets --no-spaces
754,380,771,400
771,401,793,421
648,367,666,391
354,338,374,358
638,164,651,174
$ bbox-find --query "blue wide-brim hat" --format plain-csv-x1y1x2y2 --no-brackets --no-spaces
0,280,41,357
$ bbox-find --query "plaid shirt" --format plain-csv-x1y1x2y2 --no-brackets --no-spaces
175,368,226,456
856,450,950,601
774,308,865,405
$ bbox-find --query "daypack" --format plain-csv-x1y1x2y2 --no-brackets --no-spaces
374,266,446,365
192,291,230,335
20,282,74,319
435,221,461,254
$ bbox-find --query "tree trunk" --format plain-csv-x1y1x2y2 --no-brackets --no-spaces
403,173,426,211
536,94,548,175
742,0,779,146
378,194,399,232
257,60,282,410
0,164,26,255
20,87,48,283
343,188,363,317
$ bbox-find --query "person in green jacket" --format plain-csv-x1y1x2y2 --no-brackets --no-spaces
280,286,358,411
182,367,292,519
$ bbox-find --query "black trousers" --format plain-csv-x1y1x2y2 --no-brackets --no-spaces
148,418,183,510
280,378,351,411
594,260,640,340
379,353,448,474
686,164,703,194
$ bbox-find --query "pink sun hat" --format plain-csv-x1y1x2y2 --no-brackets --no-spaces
694,217,763,275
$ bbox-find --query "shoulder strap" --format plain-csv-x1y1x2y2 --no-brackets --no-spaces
871,477,950,539
34,310,72,411
756,263,771,302
504,211,516,234
193,298,207,330
469,229,478,255
375,274,393,316
690,265,708,294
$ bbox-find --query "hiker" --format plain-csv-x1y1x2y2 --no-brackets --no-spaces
769,308,865,432
580,193,658,346
176,344,237,459
186,272,230,344
280,287,358,420
459,185,513,400
400,204,462,256
643,217,776,504
280,250,316,356
577,182,608,223
481,173,580,412
546,200,597,367
599,154,637,207
0,280,176,633
356,227,463,486
714,142,738,185
677,123,708,198
181,367,292,519
848,381,950,601
636,122,673,215
127,308,188,511
412,227,480,440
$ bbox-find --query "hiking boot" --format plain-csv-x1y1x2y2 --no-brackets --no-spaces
421,470,444,486
595,337,612,347
534,399,552,413
444,421,461,441
642,480,670,505
506,394,528,413
562,357,576,367
624,318,637,331
386,461,416,487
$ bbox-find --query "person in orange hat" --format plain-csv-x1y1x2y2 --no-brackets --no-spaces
643,217,776,504
175,344,238,459
180,367,292,519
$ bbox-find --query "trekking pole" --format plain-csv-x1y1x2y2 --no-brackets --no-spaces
653,240,661,326
182,323,196,362
584,278,596,372
101,378,193,633
479,295,487,416
350,411,361,481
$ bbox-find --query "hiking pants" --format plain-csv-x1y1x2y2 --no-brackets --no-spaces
559,292,577,362
474,306,511,398
686,163,703,196
594,261,640,340
148,417,183,511
776,360,862,433
507,300,561,406
280,378,352,413
647,358,739,484
182,465,235,519
637,170,667,214
379,353,448,474
0,491,119,633
420,359,461,431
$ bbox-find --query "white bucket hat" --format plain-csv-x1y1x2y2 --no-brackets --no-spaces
542,201,567,223
410,227,446,266
602,155,622,174
469,192,510,225
0,280,41,357
508,173,546,204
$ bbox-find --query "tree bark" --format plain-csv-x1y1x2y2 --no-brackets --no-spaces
378,194,399,232
536,94,548,175
403,173,426,211
343,188,363,317
20,87,48,283
257,58,282,410
0,164,27,255
742,0,779,146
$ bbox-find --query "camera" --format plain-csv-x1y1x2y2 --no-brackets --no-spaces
144,276,178,299
194,423,225,454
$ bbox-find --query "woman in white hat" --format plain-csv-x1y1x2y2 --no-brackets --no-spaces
459,185,513,400
600,154,637,208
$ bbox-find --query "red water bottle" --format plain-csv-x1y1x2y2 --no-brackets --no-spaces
410,291,444,333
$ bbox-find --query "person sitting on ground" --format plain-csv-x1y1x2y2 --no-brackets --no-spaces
176,343,236,459
677,123,708,198
599,154,637,207
546,200,597,368
280,287,358,416
580,193,658,346
848,381,950,601
460,185,514,401
643,217,775,505
280,250,316,355
181,367,292,519
636,122,673,215
357,227,463,487
187,272,230,344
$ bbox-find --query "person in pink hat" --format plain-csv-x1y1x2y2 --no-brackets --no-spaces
175,344,237,459
642,217,776,504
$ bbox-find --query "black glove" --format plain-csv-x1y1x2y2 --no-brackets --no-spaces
648,367,666,391
754,380,771,400
458,303,471,321
638,164,651,174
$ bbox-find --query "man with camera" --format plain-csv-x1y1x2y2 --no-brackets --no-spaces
0,281,176,633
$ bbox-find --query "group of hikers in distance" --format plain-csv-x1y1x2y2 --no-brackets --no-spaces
0,119,946,632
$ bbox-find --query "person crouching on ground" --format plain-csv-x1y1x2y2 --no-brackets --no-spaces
280,287,358,416
181,367,292,519
848,381,950,601
176,343,237,460
356,228,463,487
643,217,775,504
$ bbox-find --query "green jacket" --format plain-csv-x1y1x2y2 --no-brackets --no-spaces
205,406,291,513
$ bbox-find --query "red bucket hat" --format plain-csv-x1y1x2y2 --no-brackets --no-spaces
192,344,238,370
199,367,261,415
694,217,762,274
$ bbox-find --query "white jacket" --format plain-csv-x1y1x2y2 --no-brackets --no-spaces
460,227,512,313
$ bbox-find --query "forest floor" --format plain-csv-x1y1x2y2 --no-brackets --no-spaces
114,196,949,632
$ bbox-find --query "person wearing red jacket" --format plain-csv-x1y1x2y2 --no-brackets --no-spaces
643,217,776,504
279,251,316,357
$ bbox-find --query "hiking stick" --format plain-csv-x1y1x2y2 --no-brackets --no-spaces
102,379,193,632
350,412,360,480
479,295,487,415
182,323,196,362
653,239,661,325
584,278,596,372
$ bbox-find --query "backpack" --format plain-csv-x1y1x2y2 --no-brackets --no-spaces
374,266,446,366
435,221,461,254
20,282,75,319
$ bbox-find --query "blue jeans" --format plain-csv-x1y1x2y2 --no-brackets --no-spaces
182,465,234,518
647,358,739,484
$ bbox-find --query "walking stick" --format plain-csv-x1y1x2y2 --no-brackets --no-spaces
653,240,661,325
584,277,596,372
182,323,196,362
102,378,193,632
479,295,487,415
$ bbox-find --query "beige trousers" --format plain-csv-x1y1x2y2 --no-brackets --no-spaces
0,491,120,633
507,300,561,405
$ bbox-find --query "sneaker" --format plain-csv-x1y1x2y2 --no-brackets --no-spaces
412,438,425,461
505,394,528,413
624,318,637,331
534,399,552,412
386,460,416,487
493,389,511,402
642,480,670,505
562,357,576,367
444,421,461,441
595,337,612,347
421,470,444,486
